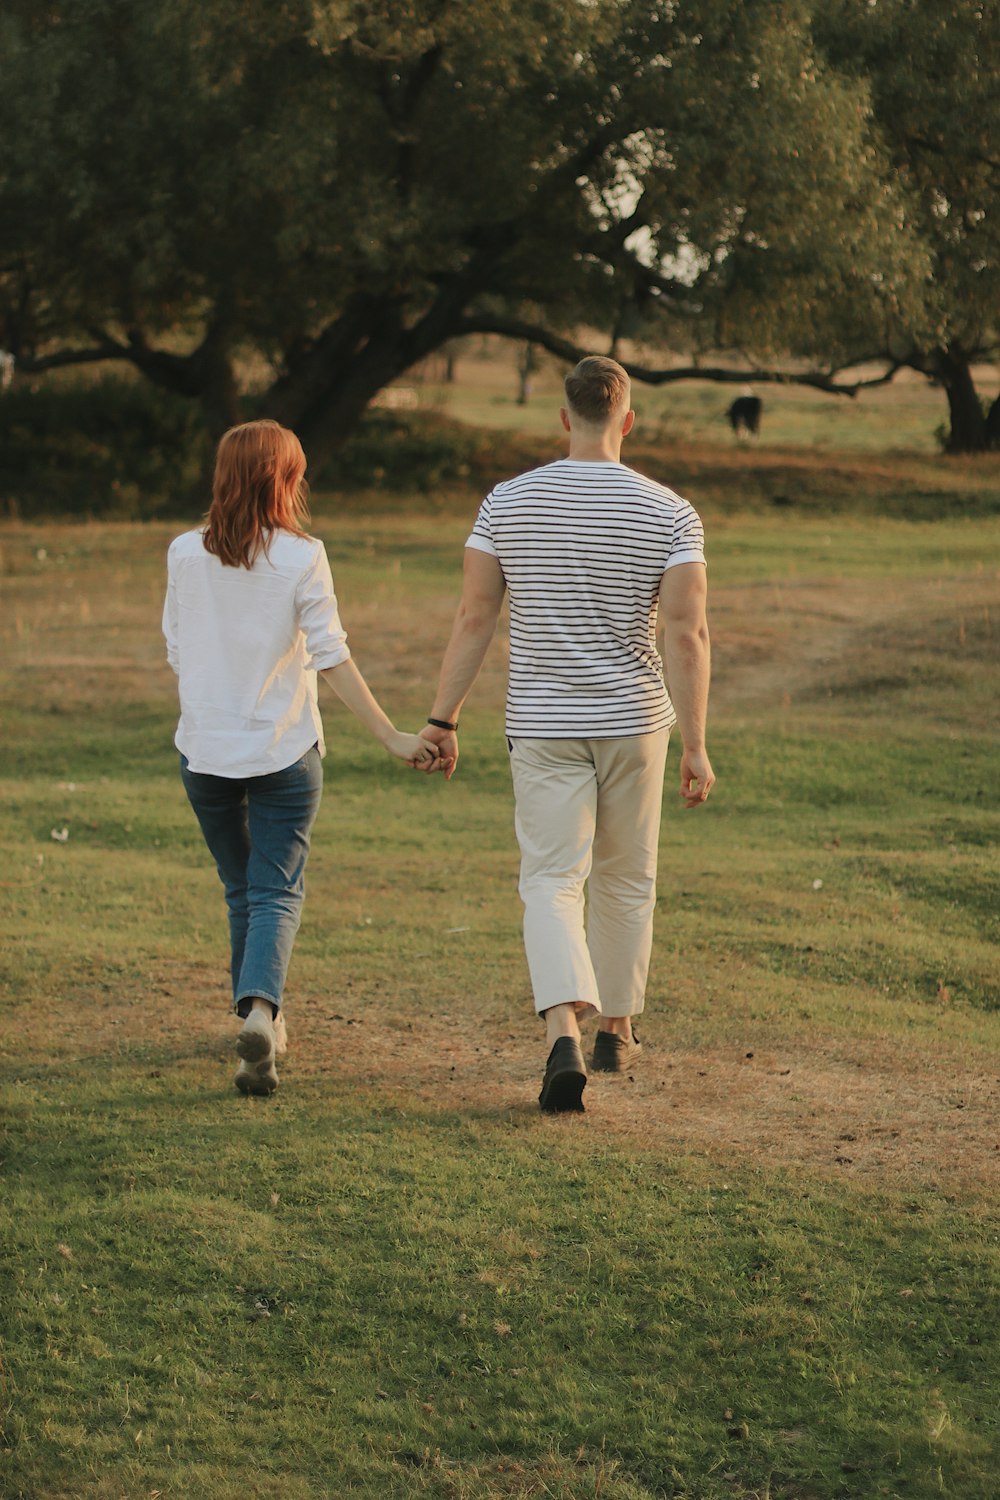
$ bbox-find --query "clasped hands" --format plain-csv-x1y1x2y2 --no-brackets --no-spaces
385,725,458,777
414,723,458,780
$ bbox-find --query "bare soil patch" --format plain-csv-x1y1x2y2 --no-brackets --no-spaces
4,519,997,1198
8,957,998,1195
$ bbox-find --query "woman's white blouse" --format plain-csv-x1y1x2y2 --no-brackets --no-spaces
163,529,351,777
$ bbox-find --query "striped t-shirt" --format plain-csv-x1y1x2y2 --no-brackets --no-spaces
465,458,706,738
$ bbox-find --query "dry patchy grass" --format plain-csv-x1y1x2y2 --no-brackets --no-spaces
2,511,998,1200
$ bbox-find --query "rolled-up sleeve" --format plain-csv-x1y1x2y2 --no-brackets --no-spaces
296,543,351,671
162,545,180,674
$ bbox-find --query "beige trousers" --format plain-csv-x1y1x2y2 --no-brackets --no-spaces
509,730,670,1018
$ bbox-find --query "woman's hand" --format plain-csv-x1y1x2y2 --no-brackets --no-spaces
384,730,442,769
419,724,458,780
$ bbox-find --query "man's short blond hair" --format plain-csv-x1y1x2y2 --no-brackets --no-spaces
564,356,631,426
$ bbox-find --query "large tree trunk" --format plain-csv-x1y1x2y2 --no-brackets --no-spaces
125,329,242,441
125,333,240,499
269,342,415,468
195,347,242,442
266,288,474,468
280,365,405,467
266,297,403,463
935,348,989,453
985,393,1000,450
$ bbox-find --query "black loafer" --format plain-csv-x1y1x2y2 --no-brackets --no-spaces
538,1037,587,1113
591,1029,641,1073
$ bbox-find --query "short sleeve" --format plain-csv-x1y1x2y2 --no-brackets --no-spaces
465,492,498,558
664,500,706,572
295,542,351,671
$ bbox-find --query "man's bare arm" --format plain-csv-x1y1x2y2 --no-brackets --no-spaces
421,548,507,779
657,562,715,808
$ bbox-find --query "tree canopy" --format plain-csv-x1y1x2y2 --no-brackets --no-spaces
817,0,1000,450
0,0,955,453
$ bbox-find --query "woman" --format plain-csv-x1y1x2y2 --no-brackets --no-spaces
163,419,437,1096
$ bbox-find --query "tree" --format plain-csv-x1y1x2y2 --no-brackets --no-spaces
1,0,921,456
817,0,1000,452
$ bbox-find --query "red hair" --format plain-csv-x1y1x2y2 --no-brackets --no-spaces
203,420,310,568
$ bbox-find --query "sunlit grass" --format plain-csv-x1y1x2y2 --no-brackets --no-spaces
1,496,999,1498
412,349,980,455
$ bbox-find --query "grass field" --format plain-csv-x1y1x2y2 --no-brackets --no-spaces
409,345,998,457
1,440,999,1498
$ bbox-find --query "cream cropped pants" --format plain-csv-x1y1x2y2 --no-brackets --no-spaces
509,730,670,1018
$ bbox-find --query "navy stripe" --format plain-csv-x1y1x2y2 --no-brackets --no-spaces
468,459,704,737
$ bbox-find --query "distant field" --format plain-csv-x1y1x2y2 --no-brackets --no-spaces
5,343,1000,524
405,344,998,457
352,344,1000,525
1,495,998,1498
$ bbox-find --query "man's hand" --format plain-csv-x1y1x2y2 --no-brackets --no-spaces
658,562,712,810
679,745,714,808
420,548,506,782
384,729,443,769
419,724,458,779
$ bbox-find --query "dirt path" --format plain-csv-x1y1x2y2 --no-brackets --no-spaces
710,571,998,717
5,542,996,1196
9,962,997,1196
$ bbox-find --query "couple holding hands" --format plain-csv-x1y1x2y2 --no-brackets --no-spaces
163,357,713,1111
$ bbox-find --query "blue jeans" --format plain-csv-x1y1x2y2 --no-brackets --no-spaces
180,746,324,1016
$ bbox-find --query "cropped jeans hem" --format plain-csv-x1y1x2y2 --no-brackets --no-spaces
181,745,324,1016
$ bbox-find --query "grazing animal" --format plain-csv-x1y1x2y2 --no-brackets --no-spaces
727,394,762,439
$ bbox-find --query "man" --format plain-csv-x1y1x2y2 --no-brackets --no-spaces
422,356,714,1113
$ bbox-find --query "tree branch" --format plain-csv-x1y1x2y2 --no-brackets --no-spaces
461,119,633,255
373,41,444,198
907,133,1000,175
15,338,132,373
455,313,907,395
14,315,239,413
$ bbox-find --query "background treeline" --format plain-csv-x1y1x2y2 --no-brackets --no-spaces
2,0,1000,513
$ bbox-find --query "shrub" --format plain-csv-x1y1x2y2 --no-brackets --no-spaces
325,408,488,492
0,374,210,519
0,382,540,518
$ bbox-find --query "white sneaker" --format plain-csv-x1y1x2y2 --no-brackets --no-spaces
235,1009,278,1096
273,1010,288,1057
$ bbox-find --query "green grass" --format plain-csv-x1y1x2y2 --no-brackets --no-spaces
8,348,1000,521
1,488,999,1498
5,1090,997,1499
414,350,986,456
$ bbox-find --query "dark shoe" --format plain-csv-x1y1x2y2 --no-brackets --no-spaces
591,1028,641,1073
538,1037,587,1113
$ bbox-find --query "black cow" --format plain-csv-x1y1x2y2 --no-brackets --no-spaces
727,394,762,438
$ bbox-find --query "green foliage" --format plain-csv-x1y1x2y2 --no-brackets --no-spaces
329,410,495,494
819,0,1000,354
326,407,579,497
815,0,1000,447
0,382,530,516
0,376,209,518
0,0,924,443
8,370,1000,519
